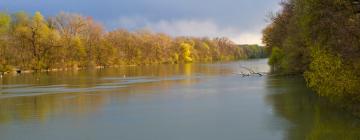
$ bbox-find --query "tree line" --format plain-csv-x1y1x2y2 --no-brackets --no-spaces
263,0,360,114
0,11,266,73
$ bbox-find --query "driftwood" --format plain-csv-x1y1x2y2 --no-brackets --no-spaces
234,65,266,77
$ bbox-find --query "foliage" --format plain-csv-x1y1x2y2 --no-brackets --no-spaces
180,42,193,63
0,12,10,34
0,12,11,73
305,46,360,102
239,44,268,58
263,0,360,108
268,47,285,72
0,11,265,72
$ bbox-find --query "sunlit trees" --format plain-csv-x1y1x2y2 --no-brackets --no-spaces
212,37,243,61
81,17,105,67
33,12,60,69
192,38,212,61
0,13,10,34
180,42,193,63
0,11,266,73
11,12,60,70
48,12,87,68
0,12,11,73
10,12,31,69
104,29,129,65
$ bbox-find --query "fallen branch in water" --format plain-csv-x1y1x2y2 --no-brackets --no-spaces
234,65,266,77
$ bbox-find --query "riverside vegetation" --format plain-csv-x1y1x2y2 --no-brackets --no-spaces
263,0,360,115
0,11,266,74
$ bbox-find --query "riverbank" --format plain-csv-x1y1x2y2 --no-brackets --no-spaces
1,58,265,77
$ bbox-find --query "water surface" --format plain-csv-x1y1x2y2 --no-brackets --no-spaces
0,59,359,140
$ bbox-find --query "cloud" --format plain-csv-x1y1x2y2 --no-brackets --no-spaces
230,33,263,45
109,16,148,30
145,19,225,37
112,17,264,45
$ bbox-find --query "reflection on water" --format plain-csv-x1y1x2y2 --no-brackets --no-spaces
265,76,360,140
0,63,209,124
0,59,359,140
0,64,209,96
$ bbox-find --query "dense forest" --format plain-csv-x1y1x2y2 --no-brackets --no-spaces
263,0,360,114
0,11,266,73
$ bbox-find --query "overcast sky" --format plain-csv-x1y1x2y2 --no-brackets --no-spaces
1,0,282,45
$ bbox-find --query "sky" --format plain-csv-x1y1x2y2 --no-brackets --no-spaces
0,0,282,45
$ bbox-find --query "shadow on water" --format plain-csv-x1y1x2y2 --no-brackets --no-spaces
265,76,360,140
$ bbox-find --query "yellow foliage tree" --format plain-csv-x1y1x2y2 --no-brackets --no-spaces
180,42,193,63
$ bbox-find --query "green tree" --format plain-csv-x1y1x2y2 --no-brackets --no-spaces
268,47,285,72
263,0,360,112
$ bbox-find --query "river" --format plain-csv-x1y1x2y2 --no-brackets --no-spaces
0,59,359,140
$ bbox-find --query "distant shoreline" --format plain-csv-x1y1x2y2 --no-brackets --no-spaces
1,58,269,77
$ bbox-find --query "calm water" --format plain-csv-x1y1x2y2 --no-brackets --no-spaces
0,59,359,140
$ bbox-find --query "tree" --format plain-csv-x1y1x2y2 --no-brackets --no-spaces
180,42,193,63
81,17,104,67
15,12,61,70
268,47,285,72
263,0,360,110
0,11,261,73
48,12,87,68
0,12,10,34
10,12,32,69
0,12,11,73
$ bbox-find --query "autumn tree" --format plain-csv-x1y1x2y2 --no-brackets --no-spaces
82,17,105,67
13,12,61,70
180,42,193,63
0,12,11,72
48,12,87,68
0,11,264,72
